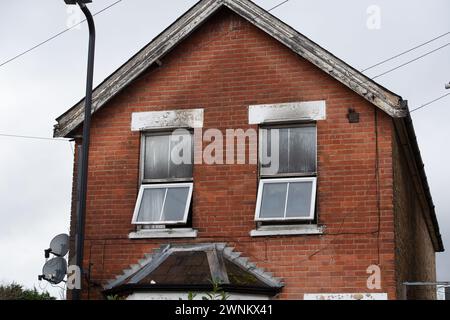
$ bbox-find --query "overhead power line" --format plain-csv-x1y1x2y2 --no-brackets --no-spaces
0,0,289,70
410,92,450,113
268,0,290,12
371,42,450,79
0,133,69,142
362,31,450,72
0,133,74,155
0,0,123,69
0,0,292,147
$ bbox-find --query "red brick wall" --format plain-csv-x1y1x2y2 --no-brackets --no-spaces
393,133,437,299
69,8,398,300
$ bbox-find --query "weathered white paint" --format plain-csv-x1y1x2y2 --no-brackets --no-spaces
131,109,204,131
304,293,388,300
127,291,270,301
129,228,198,239
248,101,326,124
250,224,324,237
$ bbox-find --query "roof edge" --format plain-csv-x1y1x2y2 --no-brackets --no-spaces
54,0,221,138
54,0,407,138
393,109,444,252
222,0,406,114
104,243,284,295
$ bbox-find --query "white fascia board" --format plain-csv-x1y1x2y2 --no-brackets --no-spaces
249,101,326,124
131,108,204,131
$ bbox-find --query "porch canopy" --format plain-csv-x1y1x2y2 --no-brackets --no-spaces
103,243,283,299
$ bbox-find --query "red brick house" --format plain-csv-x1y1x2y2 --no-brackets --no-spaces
54,0,444,300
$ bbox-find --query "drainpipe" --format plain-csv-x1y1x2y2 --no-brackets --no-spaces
64,0,96,301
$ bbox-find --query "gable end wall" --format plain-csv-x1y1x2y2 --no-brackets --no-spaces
65,8,420,300
393,130,437,300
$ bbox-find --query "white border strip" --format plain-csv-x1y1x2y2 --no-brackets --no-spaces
250,224,324,237
129,228,198,239
304,293,388,300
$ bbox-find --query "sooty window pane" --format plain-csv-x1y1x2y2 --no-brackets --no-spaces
137,188,166,222
144,135,170,180
260,129,271,175
161,187,190,222
261,126,316,175
286,181,314,218
288,126,316,174
169,133,193,179
261,128,289,176
259,183,287,219
277,128,290,174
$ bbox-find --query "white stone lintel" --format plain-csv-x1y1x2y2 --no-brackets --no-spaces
131,109,203,131
249,101,326,124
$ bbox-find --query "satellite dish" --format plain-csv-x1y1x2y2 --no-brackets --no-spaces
41,257,67,284
49,234,69,257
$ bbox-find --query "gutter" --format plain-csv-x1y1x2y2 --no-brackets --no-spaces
103,283,281,298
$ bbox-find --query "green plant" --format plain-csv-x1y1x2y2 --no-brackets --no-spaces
0,283,55,300
187,291,197,300
202,279,229,300
184,279,230,301
106,294,127,300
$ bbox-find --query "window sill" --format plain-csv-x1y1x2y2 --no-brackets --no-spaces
129,228,198,239
250,224,324,237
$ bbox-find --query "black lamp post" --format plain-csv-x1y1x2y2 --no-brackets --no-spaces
64,0,95,301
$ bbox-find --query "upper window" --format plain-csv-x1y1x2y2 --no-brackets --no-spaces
255,124,317,222
141,131,193,182
134,130,193,225
260,125,316,176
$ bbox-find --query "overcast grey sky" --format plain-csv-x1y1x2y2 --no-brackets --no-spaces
0,0,449,298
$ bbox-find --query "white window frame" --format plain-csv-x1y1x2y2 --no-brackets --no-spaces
131,183,194,225
254,177,317,222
